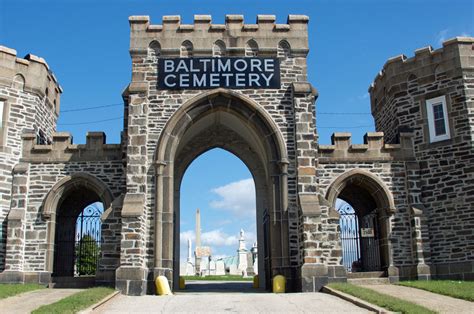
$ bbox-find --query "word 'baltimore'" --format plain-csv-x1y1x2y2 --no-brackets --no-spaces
158,57,280,89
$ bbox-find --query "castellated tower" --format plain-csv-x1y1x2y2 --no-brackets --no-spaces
0,46,61,270
369,37,474,280
119,14,323,295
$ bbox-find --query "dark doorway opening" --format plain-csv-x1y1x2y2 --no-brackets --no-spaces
52,188,104,287
337,200,381,273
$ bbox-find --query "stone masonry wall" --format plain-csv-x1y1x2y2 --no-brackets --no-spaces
4,132,125,277
124,15,311,279
370,38,474,279
0,46,61,270
316,132,423,279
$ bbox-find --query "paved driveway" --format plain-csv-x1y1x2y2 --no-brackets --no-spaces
94,281,370,313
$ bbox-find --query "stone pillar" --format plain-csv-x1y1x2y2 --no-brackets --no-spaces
0,164,31,283
405,160,433,280
116,193,147,295
292,82,342,291
116,68,150,295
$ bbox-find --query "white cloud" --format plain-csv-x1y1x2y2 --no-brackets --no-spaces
209,178,256,218
436,29,449,46
180,229,240,247
202,229,238,247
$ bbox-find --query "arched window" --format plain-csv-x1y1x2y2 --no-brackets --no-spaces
213,40,226,57
12,74,25,91
277,40,291,58
245,39,258,57
181,40,193,57
148,40,161,58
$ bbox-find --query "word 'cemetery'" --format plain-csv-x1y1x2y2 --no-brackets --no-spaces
158,57,281,89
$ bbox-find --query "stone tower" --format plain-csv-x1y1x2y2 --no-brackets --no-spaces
0,46,61,271
369,37,474,280
117,14,326,294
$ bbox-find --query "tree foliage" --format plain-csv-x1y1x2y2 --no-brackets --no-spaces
75,233,100,276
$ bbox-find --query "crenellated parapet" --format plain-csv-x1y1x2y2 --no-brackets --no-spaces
129,15,309,57
318,132,415,162
21,132,122,162
0,46,62,116
368,37,473,115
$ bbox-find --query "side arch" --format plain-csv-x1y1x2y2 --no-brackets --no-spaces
42,173,114,273
326,168,396,273
326,168,396,215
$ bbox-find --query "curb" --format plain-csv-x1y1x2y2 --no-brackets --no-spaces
79,290,120,313
322,286,393,314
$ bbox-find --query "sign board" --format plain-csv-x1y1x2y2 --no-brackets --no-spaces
158,57,281,90
195,246,211,257
361,228,374,238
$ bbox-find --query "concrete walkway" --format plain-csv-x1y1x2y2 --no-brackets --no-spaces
360,284,474,314
0,288,83,313
95,292,371,313
94,282,370,313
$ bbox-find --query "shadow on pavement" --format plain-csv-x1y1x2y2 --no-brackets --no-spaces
176,280,265,294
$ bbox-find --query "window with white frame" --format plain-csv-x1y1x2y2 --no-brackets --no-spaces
0,100,4,124
426,95,450,143
0,100,4,146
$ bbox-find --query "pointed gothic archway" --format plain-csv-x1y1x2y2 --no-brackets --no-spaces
154,89,290,290
42,173,114,286
326,169,396,276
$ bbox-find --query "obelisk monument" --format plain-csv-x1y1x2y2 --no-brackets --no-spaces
195,208,201,275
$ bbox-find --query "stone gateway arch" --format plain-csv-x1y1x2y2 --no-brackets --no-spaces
0,15,472,295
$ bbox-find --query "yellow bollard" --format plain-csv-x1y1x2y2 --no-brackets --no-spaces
179,276,186,289
253,275,259,288
155,275,172,295
273,275,286,293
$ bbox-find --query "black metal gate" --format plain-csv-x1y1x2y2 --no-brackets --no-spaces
263,209,271,289
53,203,102,277
337,202,381,272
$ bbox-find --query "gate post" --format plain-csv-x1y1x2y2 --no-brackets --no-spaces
116,193,148,295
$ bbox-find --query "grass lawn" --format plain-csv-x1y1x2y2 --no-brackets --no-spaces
0,283,45,299
32,287,114,314
183,275,253,281
327,283,436,314
398,280,474,302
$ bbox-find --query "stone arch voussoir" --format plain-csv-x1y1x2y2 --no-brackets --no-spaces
326,168,396,216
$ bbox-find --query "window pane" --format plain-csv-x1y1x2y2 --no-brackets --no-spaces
0,101,3,123
434,119,446,136
433,103,444,120
432,103,446,136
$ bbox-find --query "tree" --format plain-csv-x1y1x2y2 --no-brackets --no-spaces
75,233,100,276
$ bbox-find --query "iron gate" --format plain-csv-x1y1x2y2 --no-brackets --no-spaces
263,209,271,289
337,202,381,272
53,203,102,277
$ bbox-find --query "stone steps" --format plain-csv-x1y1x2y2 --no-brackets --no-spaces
347,271,389,285
50,276,96,288
347,271,386,279
348,277,389,285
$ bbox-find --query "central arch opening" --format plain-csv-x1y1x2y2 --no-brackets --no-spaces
178,148,259,292
154,90,290,291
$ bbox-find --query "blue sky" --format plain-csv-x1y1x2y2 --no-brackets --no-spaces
1,0,472,260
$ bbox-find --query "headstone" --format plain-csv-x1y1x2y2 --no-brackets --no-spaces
215,260,225,275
